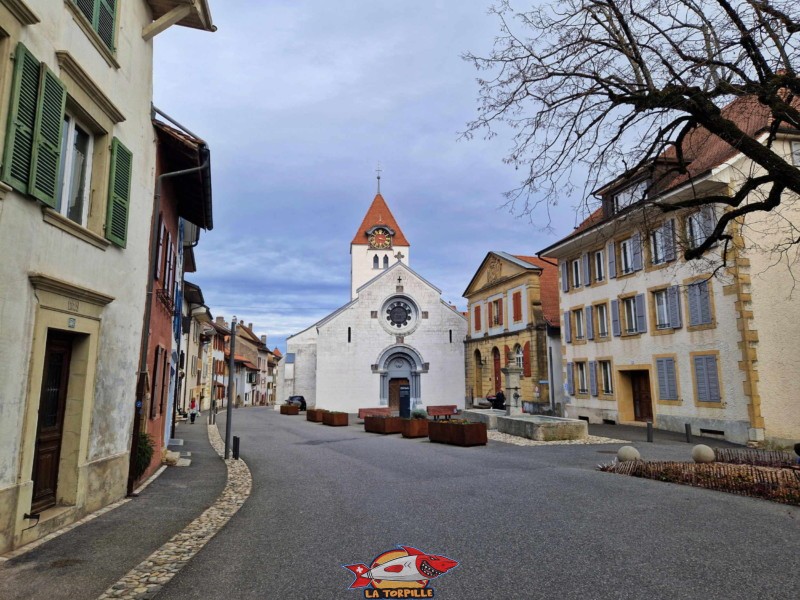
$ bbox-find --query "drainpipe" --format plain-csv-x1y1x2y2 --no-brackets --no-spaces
127,144,210,497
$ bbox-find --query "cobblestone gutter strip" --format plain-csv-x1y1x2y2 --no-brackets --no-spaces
97,425,252,600
488,431,630,446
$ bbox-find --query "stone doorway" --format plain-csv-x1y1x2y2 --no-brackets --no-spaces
389,378,411,417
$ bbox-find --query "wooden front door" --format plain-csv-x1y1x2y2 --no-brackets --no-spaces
32,332,72,513
389,378,409,414
492,348,502,393
630,371,653,422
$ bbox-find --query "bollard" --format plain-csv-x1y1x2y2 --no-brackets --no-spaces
646,420,653,443
685,423,692,443
232,436,240,460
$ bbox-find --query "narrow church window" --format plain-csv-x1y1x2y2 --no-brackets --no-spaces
348,327,352,343
373,255,379,269
449,330,453,343
383,255,389,268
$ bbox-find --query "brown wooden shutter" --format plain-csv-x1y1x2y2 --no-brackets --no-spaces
498,299,504,325
474,306,481,330
513,292,522,322
488,302,493,327
523,341,531,377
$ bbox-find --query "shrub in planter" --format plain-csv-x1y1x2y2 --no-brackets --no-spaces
323,411,349,426
365,415,403,434
428,420,487,447
132,432,154,481
401,414,429,438
280,404,300,415
306,408,325,422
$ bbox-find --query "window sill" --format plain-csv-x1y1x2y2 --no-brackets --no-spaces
657,398,683,406
599,392,615,401
645,260,670,273
621,331,643,339
42,207,110,250
0,180,11,200
64,0,120,69
651,326,676,337
687,322,717,332
694,399,725,409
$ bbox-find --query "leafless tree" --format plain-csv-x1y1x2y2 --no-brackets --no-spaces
464,0,800,259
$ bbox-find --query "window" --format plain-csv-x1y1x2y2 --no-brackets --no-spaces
599,361,613,394
654,290,670,329
347,327,351,343
72,0,117,51
693,354,721,403
573,309,584,340
576,362,588,394
613,180,646,212
56,114,93,226
596,303,608,338
622,295,646,334
571,259,582,288
656,357,678,400
593,250,605,282
514,345,523,369
383,255,389,268
686,211,706,248
619,238,634,274
512,291,522,322
373,255,379,269
650,228,666,265
491,299,503,326
687,280,713,327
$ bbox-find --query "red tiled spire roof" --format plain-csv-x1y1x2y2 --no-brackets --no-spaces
513,255,561,326
350,193,409,246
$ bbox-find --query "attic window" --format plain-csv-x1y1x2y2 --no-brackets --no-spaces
613,180,647,213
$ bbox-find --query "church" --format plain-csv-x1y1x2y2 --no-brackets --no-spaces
278,191,467,416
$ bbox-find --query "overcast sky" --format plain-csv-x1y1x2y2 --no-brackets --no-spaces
153,1,581,351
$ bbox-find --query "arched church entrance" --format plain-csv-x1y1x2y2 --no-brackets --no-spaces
375,345,426,418
492,347,502,393
474,349,483,397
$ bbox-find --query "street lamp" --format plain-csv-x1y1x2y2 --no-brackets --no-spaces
225,316,237,459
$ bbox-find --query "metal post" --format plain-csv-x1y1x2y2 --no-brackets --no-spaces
225,316,237,459
233,436,240,460
646,420,653,443
685,423,692,443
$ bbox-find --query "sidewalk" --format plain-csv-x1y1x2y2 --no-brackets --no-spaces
0,415,227,600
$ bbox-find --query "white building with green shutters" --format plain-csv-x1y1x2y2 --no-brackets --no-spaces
0,0,215,554
539,96,800,446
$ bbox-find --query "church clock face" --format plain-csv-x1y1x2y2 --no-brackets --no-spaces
369,228,391,249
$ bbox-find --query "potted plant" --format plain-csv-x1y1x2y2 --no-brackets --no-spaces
365,414,403,434
428,419,487,447
323,411,349,426
280,403,300,415
401,410,429,438
306,408,326,422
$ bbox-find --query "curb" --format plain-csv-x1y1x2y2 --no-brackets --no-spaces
97,424,252,599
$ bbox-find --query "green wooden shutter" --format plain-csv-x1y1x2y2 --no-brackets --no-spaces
29,66,66,207
97,0,117,50
75,0,94,23
106,137,132,247
1,43,41,194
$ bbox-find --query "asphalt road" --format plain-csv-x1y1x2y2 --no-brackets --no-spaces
159,408,800,600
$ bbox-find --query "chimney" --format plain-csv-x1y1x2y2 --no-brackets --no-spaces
215,316,226,327
260,335,267,344
248,322,253,330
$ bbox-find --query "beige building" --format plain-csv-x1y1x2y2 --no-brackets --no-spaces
463,252,561,411
540,96,800,445
0,0,214,553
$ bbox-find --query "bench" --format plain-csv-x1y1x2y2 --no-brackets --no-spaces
358,407,392,421
427,405,459,421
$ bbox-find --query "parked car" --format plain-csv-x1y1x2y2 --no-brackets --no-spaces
286,395,307,411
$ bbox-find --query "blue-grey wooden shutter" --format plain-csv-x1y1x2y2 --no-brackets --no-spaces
631,232,643,271
705,355,720,401
608,241,616,278
667,285,682,329
589,361,597,396
611,299,621,336
29,66,67,207
561,261,569,292
583,253,591,285
635,293,647,333
698,281,712,324
688,283,701,326
566,363,574,396
585,306,594,340
656,358,669,400
666,358,677,399
1,43,41,194
663,220,676,262
105,137,132,247
694,355,708,401
563,311,571,343
701,205,716,240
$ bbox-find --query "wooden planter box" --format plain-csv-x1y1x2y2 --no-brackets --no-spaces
306,408,325,422
323,411,349,426
401,418,429,438
280,405,300,415
428,421,487,446
365,416,403,434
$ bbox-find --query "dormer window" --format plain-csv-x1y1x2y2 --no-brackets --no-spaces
613,180,647,213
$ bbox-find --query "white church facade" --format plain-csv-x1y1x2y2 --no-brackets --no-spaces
278,193,467,415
